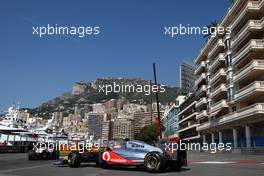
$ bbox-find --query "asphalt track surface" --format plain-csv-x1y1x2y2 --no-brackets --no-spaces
0,152,263,176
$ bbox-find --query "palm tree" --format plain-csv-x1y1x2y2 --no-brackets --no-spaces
203,20,218,40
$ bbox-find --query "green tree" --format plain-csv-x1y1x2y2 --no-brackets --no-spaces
135,123,164,144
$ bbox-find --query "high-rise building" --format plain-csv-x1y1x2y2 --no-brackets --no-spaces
87,112,110,140
195,0,264,149
87,112,102,140
162,95,186,139
133,110,164,137
54,111,64,128
178,93,200,142
112,116,134,140
133,110,146,135
101,113,111,141
180,61,195,94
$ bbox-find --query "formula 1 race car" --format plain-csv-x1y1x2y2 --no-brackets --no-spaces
99,140,187,172
64,139,187,173
28,143,60,160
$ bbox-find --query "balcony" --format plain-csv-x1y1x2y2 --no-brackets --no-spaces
197,122,210,131
195,73,206,87
178,112,198,124
210,68,226,86
210,84,227,99
232,18,264,49
230,0,264,34
178,123,199,133
195,97,207,109
208,39,224,59
196,110,208,120
195,61,206,75
195,47,208,65
178,101,196,117
196,85,207,98
233,39,264,66
233,60,264,82
209,53,225,72
210,99,228,113
235,81,264,102
182,134,201,141
197,103,264,131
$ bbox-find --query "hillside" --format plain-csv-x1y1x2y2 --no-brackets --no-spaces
32,77,180,114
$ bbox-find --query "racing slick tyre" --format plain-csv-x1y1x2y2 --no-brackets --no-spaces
68,151,81,168
28,150,36,160
144,152,165,173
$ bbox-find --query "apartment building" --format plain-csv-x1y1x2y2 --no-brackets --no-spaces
195,0,264,149
162,95,186,139
101,113,111,141
87,112,111,140
112,116,135,140
133,111,164,136
178,93,200,142
87,112,103,140
180,61,196,94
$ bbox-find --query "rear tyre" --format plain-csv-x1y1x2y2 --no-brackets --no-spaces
28,150,35,160
144,152,165,173
68,151,81,168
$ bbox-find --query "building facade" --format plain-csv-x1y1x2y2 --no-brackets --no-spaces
195,0,264,148
178,93,200,142
101,113,111,141
180,61,196,94
133,111,164,136
87,112,111,140
162,95,186,139
87,112,103,140
112,116,135,140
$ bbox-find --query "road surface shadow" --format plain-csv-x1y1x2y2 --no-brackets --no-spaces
71,163,191,173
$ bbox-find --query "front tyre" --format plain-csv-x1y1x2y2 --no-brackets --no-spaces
144,152,165,173
68,151,81,168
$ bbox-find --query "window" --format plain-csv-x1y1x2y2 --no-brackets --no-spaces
206,61,209,70
225,38,231,50
227,87,234,101
206,75,210,84
207,101,211,111
231,106,236,112
225,54,232,68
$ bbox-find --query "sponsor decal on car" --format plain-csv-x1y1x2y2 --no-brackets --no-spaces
102,151,135,165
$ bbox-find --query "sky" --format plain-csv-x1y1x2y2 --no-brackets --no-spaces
0,0,231,109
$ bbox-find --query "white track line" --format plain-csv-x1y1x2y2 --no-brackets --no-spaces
192,161,235,164
190,161,264,165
